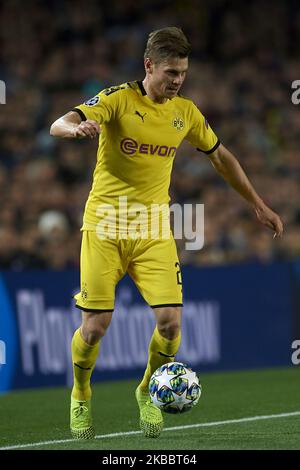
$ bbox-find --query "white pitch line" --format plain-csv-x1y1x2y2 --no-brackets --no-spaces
0,411,300,450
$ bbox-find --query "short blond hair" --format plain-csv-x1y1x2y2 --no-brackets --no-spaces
144,27,191,63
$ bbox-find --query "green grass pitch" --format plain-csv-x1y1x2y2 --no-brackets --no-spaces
0,367,299,450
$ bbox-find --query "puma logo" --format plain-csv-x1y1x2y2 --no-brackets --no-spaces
135,110,147,122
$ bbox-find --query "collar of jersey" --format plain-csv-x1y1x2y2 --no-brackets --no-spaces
136,81,172,106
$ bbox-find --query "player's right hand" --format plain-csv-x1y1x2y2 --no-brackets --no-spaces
72,120,100,139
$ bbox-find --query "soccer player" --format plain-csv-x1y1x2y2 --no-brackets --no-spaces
50,27,283,439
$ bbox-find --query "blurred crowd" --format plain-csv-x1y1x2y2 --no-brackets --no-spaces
0,0,299,270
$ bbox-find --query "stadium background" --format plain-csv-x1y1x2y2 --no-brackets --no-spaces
0,0,300,271
0,0,299,433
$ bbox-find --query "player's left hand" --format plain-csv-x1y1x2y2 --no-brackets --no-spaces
254,203,284,238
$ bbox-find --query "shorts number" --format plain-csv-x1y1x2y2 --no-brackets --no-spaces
175,262,182,285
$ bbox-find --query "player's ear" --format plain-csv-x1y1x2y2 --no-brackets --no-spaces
144,58,154,74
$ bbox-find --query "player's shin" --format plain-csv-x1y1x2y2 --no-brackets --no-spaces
71,328,100,401
138,326,181,393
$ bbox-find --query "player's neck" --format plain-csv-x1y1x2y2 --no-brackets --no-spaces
142,78,167,104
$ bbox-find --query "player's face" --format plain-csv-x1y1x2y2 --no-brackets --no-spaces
147,57,188,100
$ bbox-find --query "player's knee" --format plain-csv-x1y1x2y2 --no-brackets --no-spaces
158,322,181,340
81,312,111,344
156,307,181,340
81,325,104,345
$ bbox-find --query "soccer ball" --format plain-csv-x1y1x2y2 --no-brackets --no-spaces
149,362,201,414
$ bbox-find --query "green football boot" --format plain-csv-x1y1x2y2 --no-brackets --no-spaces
70,397,95,439
135,387,163,438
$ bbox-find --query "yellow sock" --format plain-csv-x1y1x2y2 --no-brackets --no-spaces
139,326,181,392
71,328,100,401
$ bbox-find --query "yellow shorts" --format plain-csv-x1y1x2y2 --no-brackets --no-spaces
73,231,183,312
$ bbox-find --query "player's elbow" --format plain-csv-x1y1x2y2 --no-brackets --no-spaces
50,120,59,137
49,121,56,136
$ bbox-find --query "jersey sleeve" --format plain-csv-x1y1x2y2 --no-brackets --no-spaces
72,87,122,124
185,102,220,154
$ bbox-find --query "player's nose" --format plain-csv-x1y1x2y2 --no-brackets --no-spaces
173,77,184,87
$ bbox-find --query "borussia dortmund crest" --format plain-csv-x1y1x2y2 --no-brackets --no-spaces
172,117,184,131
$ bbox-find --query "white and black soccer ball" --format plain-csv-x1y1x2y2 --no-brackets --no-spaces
149,362,202,414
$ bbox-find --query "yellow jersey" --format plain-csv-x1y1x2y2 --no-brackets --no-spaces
73,81,220,235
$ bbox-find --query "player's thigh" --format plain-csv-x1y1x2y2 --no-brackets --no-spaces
74,231,126,312
128,236,183,307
